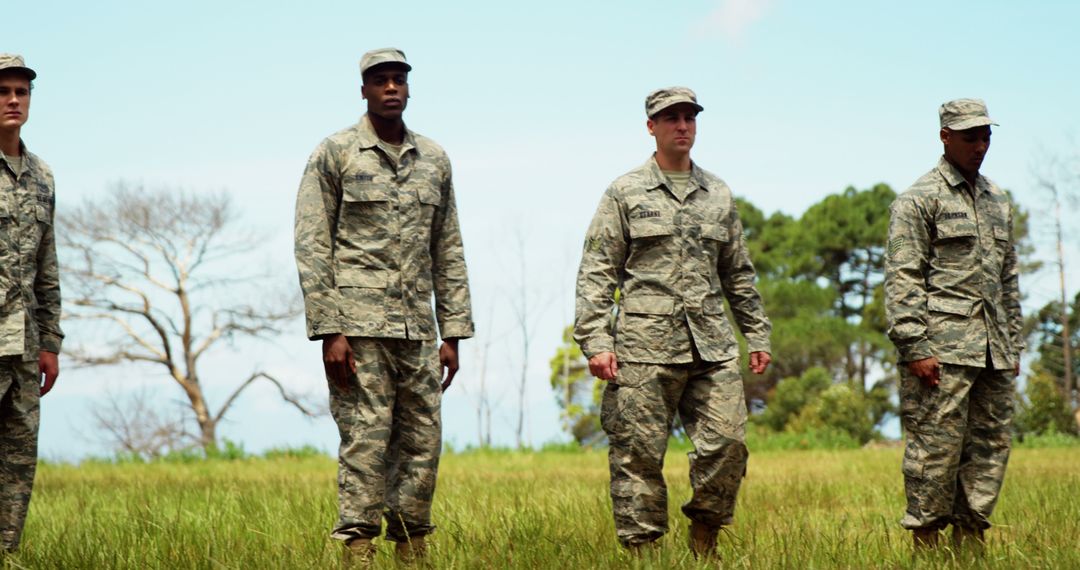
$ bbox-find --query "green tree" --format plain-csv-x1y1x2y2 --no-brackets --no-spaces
735,197,799,279
787,383,890,444
742,279,855,406
549,326,605,446
755,367,831,431
756,367,893,444
791,184,895,391
1016,365,1078,437
1027,291,1080,428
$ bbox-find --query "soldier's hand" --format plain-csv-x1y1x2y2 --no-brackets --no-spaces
907,356,941,388
440,339,460,392
749,351,771,375
1014,363,1021,378
39,350,59,396
322,334,356,389
588,352,618,381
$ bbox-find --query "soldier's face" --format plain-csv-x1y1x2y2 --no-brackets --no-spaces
647,104,697,155
0,74,31,132
362,65,409,120
941,125,991,175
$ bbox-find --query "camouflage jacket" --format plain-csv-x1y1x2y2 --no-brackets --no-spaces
294,115,474,341
0,142,63,360
885,157,1023,370
574,156,771,364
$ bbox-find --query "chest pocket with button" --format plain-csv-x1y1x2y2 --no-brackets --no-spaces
990,225,1010,266
341,179,394,240
28,204,50,252
416,187,442,228
932,218,977,267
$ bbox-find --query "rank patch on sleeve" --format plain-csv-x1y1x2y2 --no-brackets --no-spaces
888,237,905,256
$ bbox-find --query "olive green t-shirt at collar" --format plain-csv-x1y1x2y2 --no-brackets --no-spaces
662,169,692,196
1,153,23,178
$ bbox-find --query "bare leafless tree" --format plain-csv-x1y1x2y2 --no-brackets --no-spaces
60,183,322,452
459,303,497,447
1033,152,1079,425
91,388,194,459
503,228,554,449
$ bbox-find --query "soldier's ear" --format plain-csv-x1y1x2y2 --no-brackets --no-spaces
646,119,655,136
939,128,950,145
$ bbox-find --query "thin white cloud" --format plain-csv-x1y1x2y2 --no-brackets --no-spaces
695,0,774,42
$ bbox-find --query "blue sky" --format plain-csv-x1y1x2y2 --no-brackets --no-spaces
10,0,1080,459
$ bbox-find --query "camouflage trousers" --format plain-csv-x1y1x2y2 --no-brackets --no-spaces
328,338,442,543
0,357,40,552
899,361,1014,531
601,356,748,545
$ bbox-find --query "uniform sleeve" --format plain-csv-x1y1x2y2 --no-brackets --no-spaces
34,197,64,353
717,198,771,354
1001,206,1025,356
573,188,627,358
430,160,474,339
294,142,346,340
884,196,933,362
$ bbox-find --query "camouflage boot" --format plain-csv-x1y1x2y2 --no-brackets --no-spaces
395,536,427,563
951,526,985,549
343,537,377,567
912,528,941,549
689,521,720,559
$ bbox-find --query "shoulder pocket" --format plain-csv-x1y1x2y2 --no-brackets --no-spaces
992,226,1009,242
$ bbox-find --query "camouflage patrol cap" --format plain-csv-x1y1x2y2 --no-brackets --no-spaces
646,87,703,118
939,98,997,130
360,48,412,77
0,53,36,80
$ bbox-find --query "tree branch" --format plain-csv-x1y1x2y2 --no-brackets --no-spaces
213,372,325,425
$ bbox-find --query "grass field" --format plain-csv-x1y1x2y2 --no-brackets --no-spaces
4,446,1078,569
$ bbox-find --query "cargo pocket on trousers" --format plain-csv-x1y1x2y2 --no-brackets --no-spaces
901,433,927,478
600,382,622,436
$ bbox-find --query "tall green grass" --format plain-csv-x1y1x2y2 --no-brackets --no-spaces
7,446,1078,568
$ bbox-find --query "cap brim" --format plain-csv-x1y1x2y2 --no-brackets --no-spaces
945,117,997,130
0,66,36,80
650,100,704,117
362,61,412,75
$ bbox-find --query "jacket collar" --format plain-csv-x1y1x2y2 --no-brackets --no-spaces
642,154,712,195
936,155,990,196
1,140,33,178
356,113,417,154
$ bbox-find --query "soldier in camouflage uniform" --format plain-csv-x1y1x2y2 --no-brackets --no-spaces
885,99,1023,549
0,54,63,554
293,48,473,561
574,87,771,557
